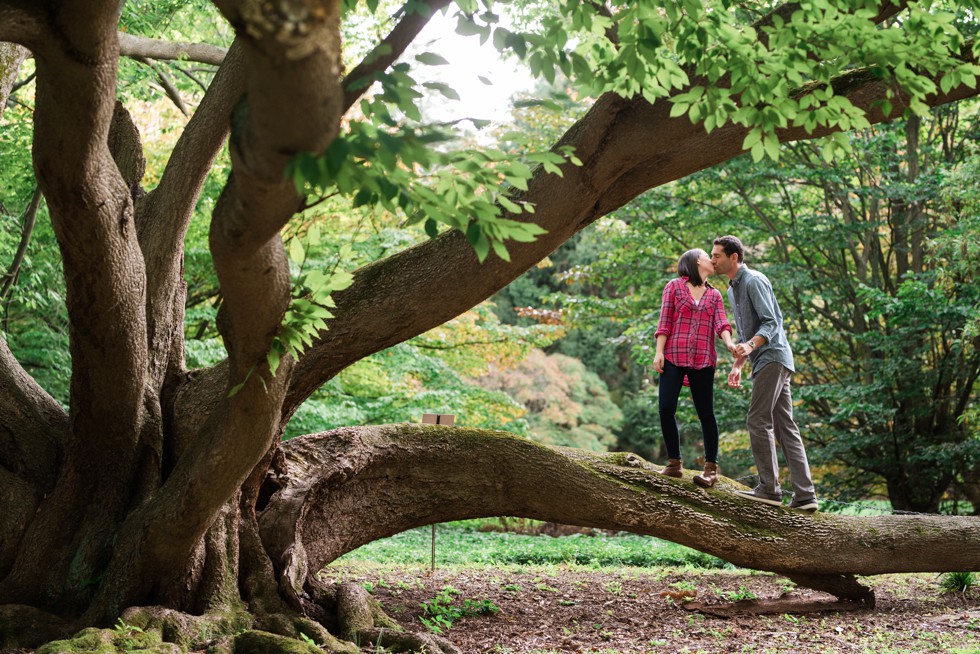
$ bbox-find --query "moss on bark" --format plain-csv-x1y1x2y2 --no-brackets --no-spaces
227,629,357,654
34,625,181,653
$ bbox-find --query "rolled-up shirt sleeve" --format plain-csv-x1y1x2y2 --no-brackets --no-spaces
654,282,675,338
746,276,779,343
712,290,732,337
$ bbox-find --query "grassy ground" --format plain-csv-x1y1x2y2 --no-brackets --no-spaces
327,520,980,653
336,519,727,569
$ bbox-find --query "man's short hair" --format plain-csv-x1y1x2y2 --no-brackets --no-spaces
713,235,744,263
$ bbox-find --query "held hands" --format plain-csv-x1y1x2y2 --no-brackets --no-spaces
732,342,754,358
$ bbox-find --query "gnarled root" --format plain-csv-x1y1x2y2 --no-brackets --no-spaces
336,582,460,654
34,626,181,654
120,605,252,648
0,604,70,649
206,629,353,654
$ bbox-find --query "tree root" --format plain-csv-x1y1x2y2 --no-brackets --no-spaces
33,625,182,653
0,604,71,649
682,593,870,618
119,605,252,649
250,613,357,653
206,630,326,654
336,582,460,654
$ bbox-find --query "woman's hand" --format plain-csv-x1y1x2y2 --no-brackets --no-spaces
653,351,665,374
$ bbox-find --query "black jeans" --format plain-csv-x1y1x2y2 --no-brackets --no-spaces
658,359,719,462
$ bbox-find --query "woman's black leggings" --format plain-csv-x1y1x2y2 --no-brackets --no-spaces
658,359,719,462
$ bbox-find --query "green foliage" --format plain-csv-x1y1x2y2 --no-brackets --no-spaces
419,586,500,633
940,571,977,594
337,520,728,569
718,585,758,602
117,1,230,105
268,228,355,379
287,119,575,263
576,104,980,511
504,0,980,162
478,349,622,451
112,619,149,651
283,302,562,439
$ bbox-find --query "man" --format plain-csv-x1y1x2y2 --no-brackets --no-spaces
710,235,818,512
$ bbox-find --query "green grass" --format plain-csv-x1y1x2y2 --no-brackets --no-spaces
337,520,729,569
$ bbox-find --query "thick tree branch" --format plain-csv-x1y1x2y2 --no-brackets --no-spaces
285,63,980,416
0,5,42,50
30,2,148,455
135,40,244,396
341,0,452,112
0,2,155,615
0,337,68,479
117,31,227,66
0,41,29,119
262,426,980,604
0,334,68,579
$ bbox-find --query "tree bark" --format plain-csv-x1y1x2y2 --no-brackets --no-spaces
0,41,28,120
260,425,980,604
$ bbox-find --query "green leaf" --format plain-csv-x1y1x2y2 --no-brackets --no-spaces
227,381,246,398
326,271,355,291
466,222,482,245
498,196,522,213
267,346,281,377
491,239,511,262
422,82,462,101
288,238,305,264
415,52,450,66
472,232,490,262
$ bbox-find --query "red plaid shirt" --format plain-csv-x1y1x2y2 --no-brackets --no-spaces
655,277,731,370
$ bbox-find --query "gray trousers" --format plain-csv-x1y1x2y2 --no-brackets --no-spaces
747,363,816,500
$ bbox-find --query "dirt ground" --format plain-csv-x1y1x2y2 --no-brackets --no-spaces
324,562,980,653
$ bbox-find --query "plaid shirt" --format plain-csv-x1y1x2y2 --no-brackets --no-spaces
655,277,732,370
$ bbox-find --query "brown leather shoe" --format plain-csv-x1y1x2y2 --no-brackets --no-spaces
693,462,719,488
660,458,683,478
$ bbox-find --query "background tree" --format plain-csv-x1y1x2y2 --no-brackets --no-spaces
2,0,980,652
587,106,980,513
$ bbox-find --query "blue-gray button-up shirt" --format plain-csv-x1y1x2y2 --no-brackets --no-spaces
727,264,794,376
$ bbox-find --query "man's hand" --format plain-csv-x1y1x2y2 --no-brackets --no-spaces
733,342,753,358
728,367,742,388
729,355,746,388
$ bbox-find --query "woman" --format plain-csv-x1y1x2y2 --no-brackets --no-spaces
653,248,734,487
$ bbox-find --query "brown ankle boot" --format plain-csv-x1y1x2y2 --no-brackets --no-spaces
660,458,683,478
693,462,719,488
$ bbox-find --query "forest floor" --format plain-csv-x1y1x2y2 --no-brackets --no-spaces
324,561,980,654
